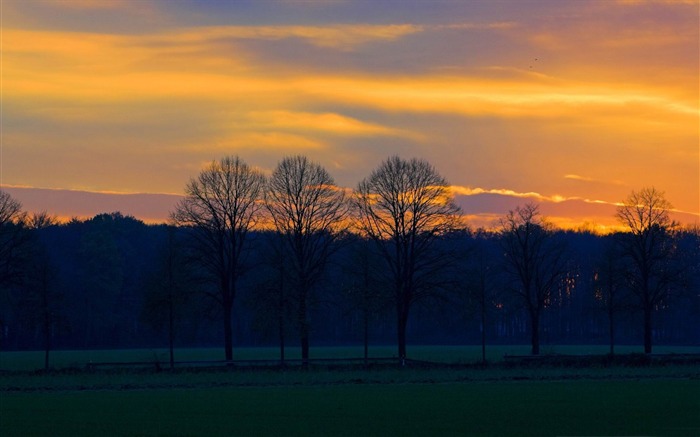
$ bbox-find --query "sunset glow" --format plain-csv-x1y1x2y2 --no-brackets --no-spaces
2,0,698,230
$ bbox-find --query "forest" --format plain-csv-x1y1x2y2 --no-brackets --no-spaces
1,156,698,361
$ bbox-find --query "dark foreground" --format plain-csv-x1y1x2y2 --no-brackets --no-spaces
2,358,699,437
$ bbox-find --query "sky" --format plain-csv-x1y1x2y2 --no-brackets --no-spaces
2,0,698,230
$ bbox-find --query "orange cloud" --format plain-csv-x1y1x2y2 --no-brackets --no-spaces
244,111,416,138
199,132,326,152
564,174,625,186
450,185,631,208
42,0,131,9
5,26,696,127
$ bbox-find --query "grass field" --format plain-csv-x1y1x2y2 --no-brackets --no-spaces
2,346,698,436
2,344,700,371
2,380,699,436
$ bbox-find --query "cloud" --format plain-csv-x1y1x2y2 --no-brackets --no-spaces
3,2,697,228
42,0,132,9
5,26,696,124
202,132,326,152
564,174,625,186
244,111,416,138
616,0,698,5
449,185,632,212
117,23,423,51
2,185,181,224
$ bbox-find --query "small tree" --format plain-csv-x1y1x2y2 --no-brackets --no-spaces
0,190,30,286
592,237,627,355
19,212,61,369
464,230,501,364
615,187,678,354
265,155,348,365
354,156,461,360
171,156,265,361
141,226,195,368
249,232,293,364
0,192,29,350
342,236,385,366
500,203,567,355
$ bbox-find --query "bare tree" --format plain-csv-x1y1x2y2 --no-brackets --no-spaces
141,226,196,368
22,212,61,369
464,230,501,364
249,232,292,365
265,155,348,365
354,156,461,361
0,190,23,225
342,236,385,366
0,190,29,286
593,237,627,356
28,211,59,230
500,203,567,355
171,156,265,361
615,187,678,354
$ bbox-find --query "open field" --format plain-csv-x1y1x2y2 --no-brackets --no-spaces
2,379,699,436
2,346,698,436
3,344,700,371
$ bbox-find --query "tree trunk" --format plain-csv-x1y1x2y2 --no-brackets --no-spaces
42,284,50,371
223,300,233,361
530,310,540,356
167,232,175,369
363,309,369,367
278,310,285,365
168,291,175,369
43,312,50,371
397,302,408,363
301,333,310,367
480,303,487,364
278,263,285,365
644,306,653,354
299,287,309,368
608,305,615,356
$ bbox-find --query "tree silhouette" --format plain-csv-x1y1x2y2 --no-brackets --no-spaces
464,230,501,363
341,236,385,366
141,226,196,368
500,203,567,355
615,187,678,354
354,156,460,361
249,232,293,364
171,156,265,361
265,156,348,365
11,213,62,368
0,190,30,287
592,237,627,355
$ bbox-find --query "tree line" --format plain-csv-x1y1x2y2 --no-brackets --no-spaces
1,156,698,368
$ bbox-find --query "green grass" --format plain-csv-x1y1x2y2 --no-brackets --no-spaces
2,346,698,436
2,380,698,436
3,344,699,371
3,363,699,393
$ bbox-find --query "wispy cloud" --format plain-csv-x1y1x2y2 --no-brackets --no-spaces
564,174,626,186
3,1,697,226
5,27,696,123
138,24,424,50
450,185,621,207
42,0,133,9
201,132,326,152
616,0,698,5
245,111,417,138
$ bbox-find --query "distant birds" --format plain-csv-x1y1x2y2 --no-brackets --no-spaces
529,58,538,69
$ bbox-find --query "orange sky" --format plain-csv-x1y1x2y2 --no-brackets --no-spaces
2,0,698,230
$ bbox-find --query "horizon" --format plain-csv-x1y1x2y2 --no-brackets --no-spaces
2,0,698,231
3,182,697,234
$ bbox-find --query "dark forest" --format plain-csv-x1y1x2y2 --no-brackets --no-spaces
2,204,698,358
